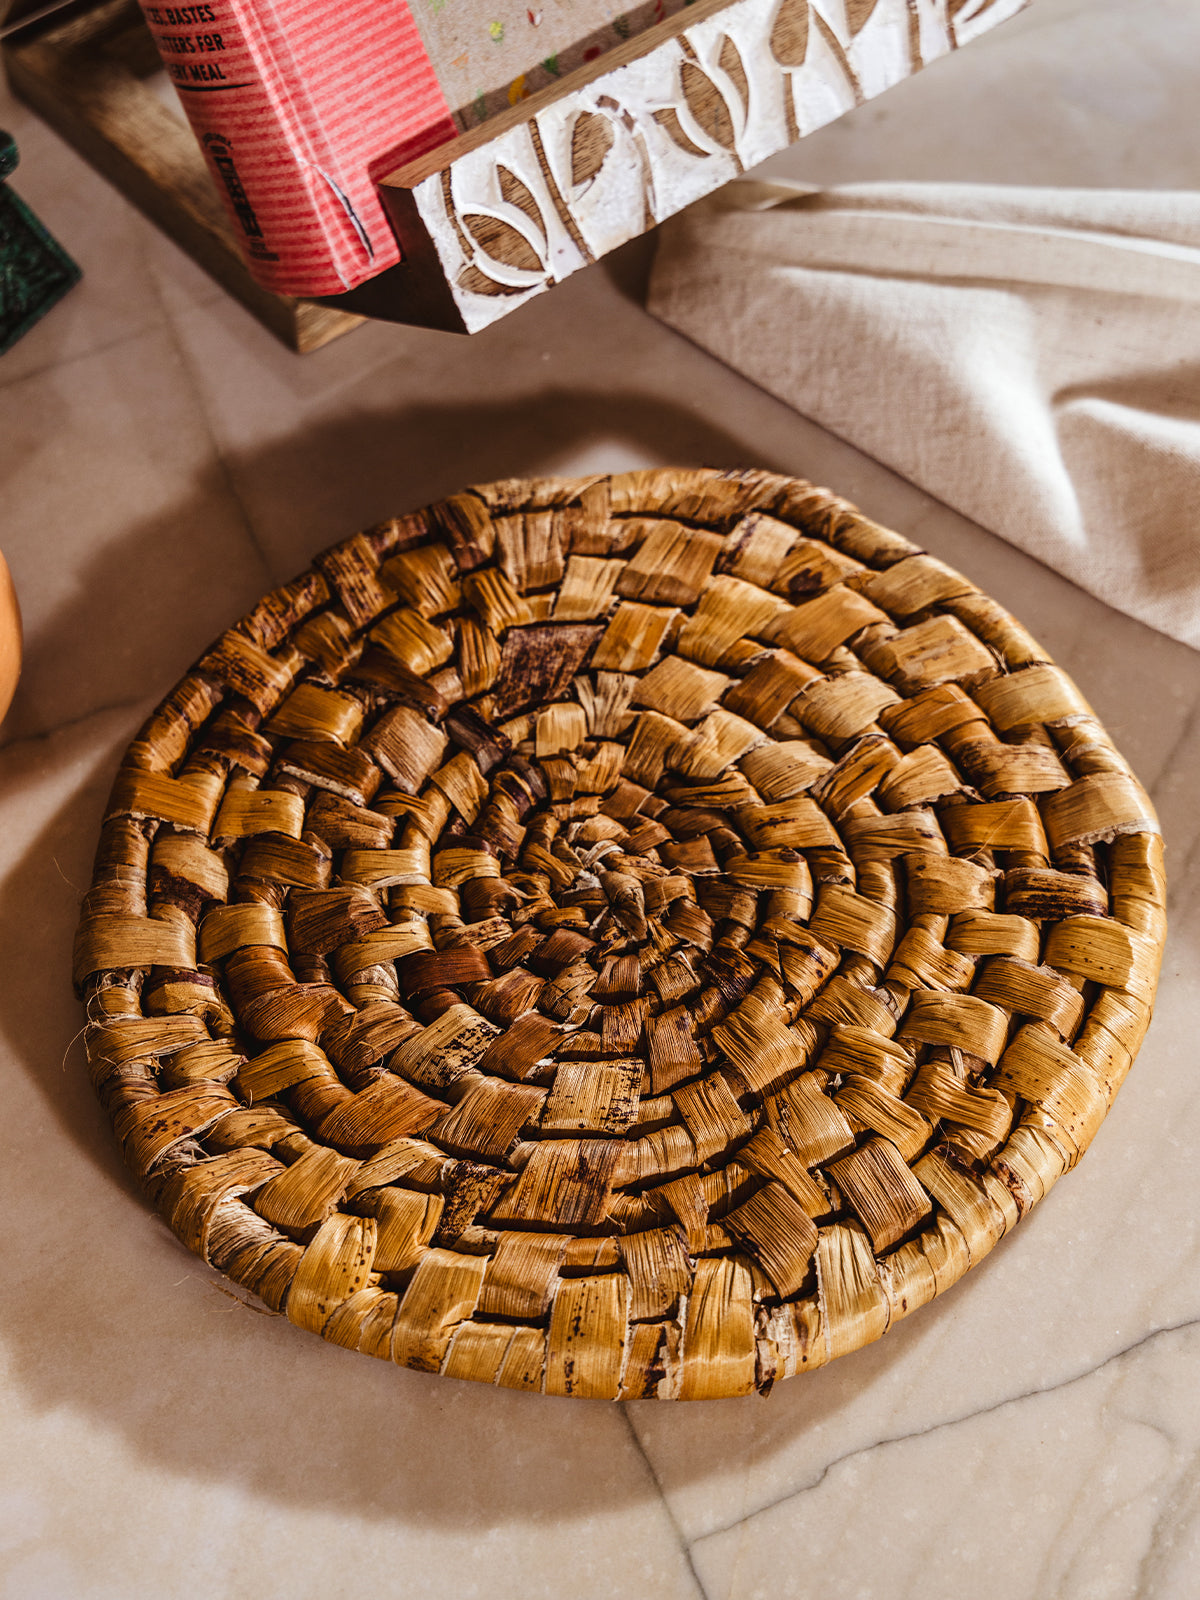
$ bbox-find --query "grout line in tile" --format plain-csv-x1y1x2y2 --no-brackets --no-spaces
691,1313,1200,1551
620,1408,713,1600
143,264,274,582
1146,690,1200,805
0,691,149,759
0,318,171,397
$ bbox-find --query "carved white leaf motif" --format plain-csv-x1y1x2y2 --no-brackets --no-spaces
498,166,548,244
456,262,529,298
811,9,863,103
570,111,615,189
564,98,659,255
679,60,738,156
769,0,809,67
652,106,709,159
845,0,879,34
461,212,545,273
907,1,923,67
717,34,750,123
951,0,1027,50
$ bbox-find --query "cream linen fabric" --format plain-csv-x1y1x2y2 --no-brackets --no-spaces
648,181,1200,649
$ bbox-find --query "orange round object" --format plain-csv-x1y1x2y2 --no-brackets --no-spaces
0,552,21,725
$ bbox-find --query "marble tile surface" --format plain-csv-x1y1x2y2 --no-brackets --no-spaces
2,2,1198,1596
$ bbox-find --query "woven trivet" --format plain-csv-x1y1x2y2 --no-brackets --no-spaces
74,468,1166,1400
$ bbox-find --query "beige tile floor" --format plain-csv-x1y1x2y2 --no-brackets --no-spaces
2,2,1199,1597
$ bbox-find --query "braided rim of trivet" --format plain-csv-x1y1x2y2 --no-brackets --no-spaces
74,467,1166,1400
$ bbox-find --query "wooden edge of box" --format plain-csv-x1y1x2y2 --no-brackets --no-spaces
383,0,743,193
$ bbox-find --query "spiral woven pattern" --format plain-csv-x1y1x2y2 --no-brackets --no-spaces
74,468,1166,1399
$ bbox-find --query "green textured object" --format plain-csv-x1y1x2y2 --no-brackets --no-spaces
0,129,81,355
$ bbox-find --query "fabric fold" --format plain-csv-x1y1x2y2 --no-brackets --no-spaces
648,180,1200,649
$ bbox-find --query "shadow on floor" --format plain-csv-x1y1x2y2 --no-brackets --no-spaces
0,386,992,1537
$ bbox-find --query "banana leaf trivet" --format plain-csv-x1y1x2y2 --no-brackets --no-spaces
74,468,1165,1399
